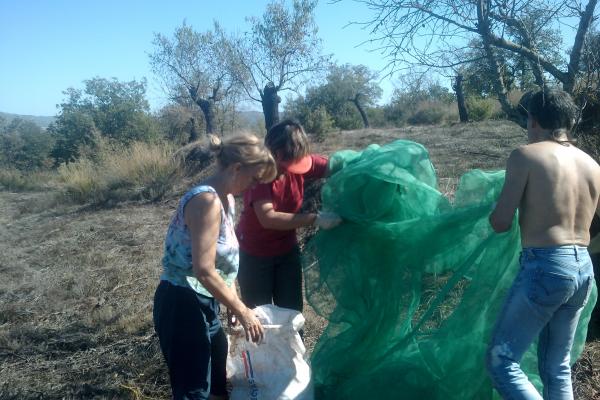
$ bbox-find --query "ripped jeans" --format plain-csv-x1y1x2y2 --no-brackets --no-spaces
486,246,594,400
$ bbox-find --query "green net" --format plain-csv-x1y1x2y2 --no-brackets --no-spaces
304,140,597,400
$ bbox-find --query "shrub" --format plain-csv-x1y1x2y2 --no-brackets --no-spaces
0,169,56,192
303,106,335,141
466,97,495,121
383,102,407,127
407,103,447,125
58,142,180,205
333,103,364,130
0,119,55,170
366,107,387,128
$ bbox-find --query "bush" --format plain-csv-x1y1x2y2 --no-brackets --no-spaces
1,119,55,170
466,97,495,121
383,102,407,127
303,106,335,141
366,107,388,128
0,169,57,192
58,142,180,205
407,103,447,125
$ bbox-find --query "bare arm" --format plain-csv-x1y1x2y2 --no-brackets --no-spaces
185,193,263,342
490,149,529,233
253,199,317,230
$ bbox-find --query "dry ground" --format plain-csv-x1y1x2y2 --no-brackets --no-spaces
0,121,598,399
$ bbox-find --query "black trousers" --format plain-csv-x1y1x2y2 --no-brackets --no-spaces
153,281,228,400
237,246,303,313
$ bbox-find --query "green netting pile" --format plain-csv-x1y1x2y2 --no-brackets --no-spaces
304,139,597,400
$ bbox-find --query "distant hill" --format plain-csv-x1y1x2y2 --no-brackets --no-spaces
0,110,262,132
0,112,55,130
237,110,263,127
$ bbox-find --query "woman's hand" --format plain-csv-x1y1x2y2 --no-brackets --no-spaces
237,307,264,343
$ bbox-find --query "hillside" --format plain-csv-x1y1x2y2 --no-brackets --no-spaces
0,121,598,399
0,111,56,130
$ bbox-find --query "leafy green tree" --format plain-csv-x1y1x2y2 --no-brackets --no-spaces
48,108,100,164
224,0,329,130
150,22,235,136
384,75,454,126
49,78,157,163
157,104,204,145
284,64,382,130
0,118,55,170
308,64,382,128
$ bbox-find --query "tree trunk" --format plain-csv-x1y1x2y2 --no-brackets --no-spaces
188,86,216,135
477,0,526,128
564,0,598,94
350,95,370,128
261,82,281,131
196,98,216,135
454,74,469,123
188,117,199,143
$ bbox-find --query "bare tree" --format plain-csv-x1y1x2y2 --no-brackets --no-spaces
355,0,598,126
149,22,236,136
223,0,330,131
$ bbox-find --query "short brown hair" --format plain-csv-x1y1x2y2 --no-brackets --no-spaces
264,119,310,161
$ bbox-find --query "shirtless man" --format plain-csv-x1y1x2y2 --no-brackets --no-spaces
486,88,600,400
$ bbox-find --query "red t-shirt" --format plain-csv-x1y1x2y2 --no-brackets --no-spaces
237,154,328,257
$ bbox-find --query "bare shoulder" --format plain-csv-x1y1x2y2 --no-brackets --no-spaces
506,146,533,168
185,192,221,220
574,146,600,168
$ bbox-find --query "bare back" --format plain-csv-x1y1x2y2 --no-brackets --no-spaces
519,141,600,247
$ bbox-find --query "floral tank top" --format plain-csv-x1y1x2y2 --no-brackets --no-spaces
160,185,239,297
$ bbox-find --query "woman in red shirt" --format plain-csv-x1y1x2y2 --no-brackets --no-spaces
236,119,341,313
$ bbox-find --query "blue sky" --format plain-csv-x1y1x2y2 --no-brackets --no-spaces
0,0,398,116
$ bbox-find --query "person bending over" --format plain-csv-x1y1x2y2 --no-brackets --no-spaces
154,134,276,400
236,119,341,314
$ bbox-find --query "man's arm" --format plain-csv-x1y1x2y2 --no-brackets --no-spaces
489,148,529,233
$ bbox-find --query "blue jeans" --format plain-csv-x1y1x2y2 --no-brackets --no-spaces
486,246,594,400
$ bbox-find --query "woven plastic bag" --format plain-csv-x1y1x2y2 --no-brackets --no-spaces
227,305,313,400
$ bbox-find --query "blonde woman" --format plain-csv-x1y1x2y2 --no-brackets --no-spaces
153,134,277,400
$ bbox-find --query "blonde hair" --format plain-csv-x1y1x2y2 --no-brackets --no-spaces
208,134,277,183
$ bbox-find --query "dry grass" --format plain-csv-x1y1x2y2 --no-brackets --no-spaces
0,191,174,399
58,141,180,205
1,121,598,399
0,168,58,192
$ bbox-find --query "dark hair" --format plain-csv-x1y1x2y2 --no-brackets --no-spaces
527,89,578,139
264,119,310,161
